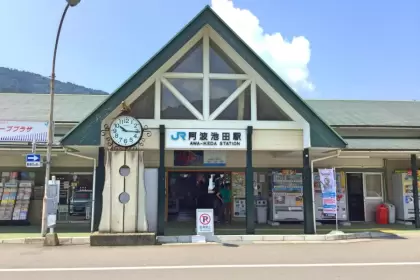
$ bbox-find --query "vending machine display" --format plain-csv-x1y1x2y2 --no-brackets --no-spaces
231,172,246,218
392,170,420,221
269,169,303,221
313,171,348,221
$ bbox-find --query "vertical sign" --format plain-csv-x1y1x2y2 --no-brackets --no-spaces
196,208,214,236
46,178,60,228
318,168,337,215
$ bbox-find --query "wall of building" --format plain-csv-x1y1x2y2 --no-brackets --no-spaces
0,153,96,168
140,150,385,169
253,130,303,151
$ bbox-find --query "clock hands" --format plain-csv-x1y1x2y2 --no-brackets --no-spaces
118,125,140,134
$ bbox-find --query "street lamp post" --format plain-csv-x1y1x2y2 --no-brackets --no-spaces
41,0,81,238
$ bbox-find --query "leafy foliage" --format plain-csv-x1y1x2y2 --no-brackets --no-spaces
0,67,108,94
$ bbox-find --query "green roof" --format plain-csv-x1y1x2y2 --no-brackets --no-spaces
2,94,420,128
0,93,106,122
307,100,420,127
59,6,346,148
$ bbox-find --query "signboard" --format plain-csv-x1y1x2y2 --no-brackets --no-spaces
174,150,204,166
166,129,246,150
25,154,42,168
203,151,226,167
0,121,48,143
318,168,337,215
196,208,214,235
46,179,60,228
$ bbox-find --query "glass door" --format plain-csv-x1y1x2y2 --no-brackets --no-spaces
363,173,384,222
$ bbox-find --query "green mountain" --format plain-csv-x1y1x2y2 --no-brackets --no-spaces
0,67,108,94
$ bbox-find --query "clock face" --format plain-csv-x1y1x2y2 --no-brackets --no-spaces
110,116,143,147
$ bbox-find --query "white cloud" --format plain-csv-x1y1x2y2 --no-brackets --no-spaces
211,0,315,94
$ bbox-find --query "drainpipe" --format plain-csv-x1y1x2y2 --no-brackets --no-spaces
310,150,341,234
64,150,97,233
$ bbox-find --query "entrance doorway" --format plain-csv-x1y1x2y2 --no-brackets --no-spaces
166,171,232,224
346,173,365,222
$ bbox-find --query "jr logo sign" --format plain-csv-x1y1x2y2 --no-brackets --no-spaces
171,131,186,141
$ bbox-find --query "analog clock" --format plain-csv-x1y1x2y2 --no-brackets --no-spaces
110,115,143,147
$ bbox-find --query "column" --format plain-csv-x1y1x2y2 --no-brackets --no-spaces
303,148,315,234
410,154,420,228
245,126,255,234
93,147,105,232
157,125,166,235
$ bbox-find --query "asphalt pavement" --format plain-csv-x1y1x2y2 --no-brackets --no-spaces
1,237,420,280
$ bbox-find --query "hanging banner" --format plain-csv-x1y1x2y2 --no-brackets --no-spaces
318,168,337,215
0,121,49,143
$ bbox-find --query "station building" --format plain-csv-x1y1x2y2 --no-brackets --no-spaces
0,6,419,235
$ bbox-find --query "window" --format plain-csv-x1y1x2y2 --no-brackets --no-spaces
364,174,383,198
209,39,244,74
126,84,155,119
168,40,203,73
215,85,251,120
167,79,203,114
161,84,196,119
257,86,292,121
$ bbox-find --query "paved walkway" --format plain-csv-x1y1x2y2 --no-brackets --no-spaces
1,237,420,279
0,222,418,239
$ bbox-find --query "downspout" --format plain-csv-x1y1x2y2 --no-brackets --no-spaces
310,150,341,234
64,150,97,233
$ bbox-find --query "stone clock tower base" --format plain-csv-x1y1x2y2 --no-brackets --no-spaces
98,150,149,233
92,150,156,246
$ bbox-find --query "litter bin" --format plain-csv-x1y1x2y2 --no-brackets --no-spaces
385,203,396,224
256,199,268,224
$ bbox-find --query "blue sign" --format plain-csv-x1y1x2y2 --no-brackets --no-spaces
26,154,41,168
26,154,41,162
171,131,186,141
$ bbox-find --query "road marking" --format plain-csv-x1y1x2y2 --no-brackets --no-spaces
1,262,420,272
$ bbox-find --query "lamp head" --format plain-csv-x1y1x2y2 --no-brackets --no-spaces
66,0,81,7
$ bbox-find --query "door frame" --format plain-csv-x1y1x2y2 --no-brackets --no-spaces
362,172,384,222
345,172,366,221
165,169,239,222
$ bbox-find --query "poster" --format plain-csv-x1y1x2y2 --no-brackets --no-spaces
318,168,337,215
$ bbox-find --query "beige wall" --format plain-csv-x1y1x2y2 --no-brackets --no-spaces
141,150,385,169
253,130,303,151
0,153,96,168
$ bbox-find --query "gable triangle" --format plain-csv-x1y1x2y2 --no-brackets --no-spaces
61,5,346,148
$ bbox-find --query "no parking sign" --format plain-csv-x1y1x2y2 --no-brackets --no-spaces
196,208,214,235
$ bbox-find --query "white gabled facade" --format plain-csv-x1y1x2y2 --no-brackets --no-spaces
103,25,311,149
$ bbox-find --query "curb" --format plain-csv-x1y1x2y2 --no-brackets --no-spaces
157,231,398,244
0,236,90,245
0,231,402,246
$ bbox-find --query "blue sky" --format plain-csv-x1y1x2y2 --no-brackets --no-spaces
0,0,418,100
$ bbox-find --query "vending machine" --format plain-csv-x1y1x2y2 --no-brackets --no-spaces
269,169,303,222
313,171,348,221
392,170,420,222
231,172,246,218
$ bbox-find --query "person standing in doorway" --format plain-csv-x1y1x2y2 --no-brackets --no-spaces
216,180,232,224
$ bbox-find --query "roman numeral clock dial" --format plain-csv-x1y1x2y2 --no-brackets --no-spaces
110,116,143,147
